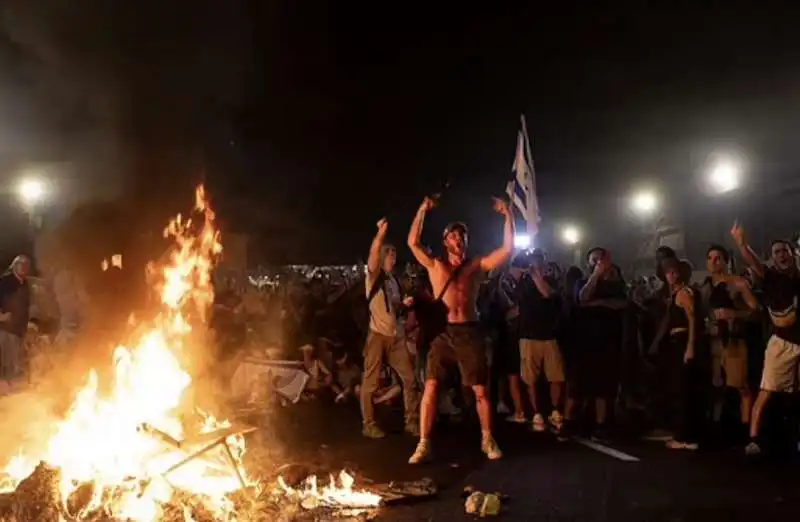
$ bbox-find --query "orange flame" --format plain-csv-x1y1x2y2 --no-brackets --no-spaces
1,185,381,521
1,185,239,521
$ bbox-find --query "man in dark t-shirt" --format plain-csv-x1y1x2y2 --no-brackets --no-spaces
732,222,800,456
516,249,565,432
574,248,627,441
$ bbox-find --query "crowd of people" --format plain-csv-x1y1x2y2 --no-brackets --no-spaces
225,197,800,465
1,195,799,468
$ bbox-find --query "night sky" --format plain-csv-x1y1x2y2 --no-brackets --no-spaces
3,3,800,265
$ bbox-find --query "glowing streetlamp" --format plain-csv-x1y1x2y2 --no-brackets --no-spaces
561,225,581,246
708,160,741,195
631,190,659,217
560,225,582,266
18,178,45,206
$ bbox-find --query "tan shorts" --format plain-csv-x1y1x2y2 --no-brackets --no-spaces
519,338,564,385
761,335,800,392
711,338,748,389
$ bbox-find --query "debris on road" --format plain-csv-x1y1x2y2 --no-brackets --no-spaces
465,490,504,517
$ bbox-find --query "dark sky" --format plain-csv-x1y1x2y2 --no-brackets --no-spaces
4,3,800,264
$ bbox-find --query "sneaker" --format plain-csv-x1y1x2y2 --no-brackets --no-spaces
532,413,547,432
549,410,564,433
745,441,761,456
666,439,699,451
362,423,386,439
408,439,432,464
405,422,421,437
506,413,527,424
481,436,503,460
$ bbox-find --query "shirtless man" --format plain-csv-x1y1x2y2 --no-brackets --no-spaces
406,195,514,464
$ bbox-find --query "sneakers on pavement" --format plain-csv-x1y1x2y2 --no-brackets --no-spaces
745,441,761,456
481,436,503,460
532,413,547,432
408,439,432,464
362,423,386,439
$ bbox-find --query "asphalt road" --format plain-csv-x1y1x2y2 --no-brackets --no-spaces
266,401,800,522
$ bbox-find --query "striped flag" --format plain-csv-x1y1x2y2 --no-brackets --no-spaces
505,114,540,237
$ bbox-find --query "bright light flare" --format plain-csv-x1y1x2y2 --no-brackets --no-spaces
709,161,740,194
514,234,531,249
18,178,45,206
631,191,658,216
562,226,581,246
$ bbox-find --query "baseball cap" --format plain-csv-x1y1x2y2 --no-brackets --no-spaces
443,221,468,238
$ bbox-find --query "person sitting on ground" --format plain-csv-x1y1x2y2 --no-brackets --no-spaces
331,349,362,403
299,343,333,398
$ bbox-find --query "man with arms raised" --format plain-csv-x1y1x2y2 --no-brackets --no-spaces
731,222,800,456
406,195,514,463
361,218,420,438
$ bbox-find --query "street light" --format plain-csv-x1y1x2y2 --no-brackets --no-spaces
631,190,658,217
708,160,741,195
561,225,581,246
18,178,45,206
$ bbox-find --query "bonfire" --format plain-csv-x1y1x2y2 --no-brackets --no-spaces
0,186,381,522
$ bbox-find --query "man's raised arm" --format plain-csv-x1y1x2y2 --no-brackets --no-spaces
731,221,765,279
407,197,436,269
367,218,389,275
479,198,515,272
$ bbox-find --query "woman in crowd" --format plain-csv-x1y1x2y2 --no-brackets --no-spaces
662,258,707,450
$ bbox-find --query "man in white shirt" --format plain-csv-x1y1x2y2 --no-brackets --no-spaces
360,218,420,439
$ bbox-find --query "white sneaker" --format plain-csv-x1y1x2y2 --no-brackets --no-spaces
549,410,564,432
481,436,503,460
532,413,546,432
408,440,432,464
745,441,761,456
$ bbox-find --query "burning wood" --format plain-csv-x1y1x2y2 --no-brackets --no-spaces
0,186,384,522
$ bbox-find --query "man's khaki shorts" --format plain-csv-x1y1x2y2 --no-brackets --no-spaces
711,338,748,390
761,335,800,393
519,338,565,385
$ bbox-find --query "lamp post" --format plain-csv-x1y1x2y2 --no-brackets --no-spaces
705,154,744,243
16,177,47,252
561,225,582,267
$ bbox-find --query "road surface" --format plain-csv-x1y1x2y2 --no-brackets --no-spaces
263,401,800,522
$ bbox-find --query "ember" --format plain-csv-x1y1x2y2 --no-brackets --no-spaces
0,186,381,521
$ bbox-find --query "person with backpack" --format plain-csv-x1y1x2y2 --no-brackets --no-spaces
360,218,421,439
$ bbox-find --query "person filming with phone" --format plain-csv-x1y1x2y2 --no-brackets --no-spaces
573,247,627,441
